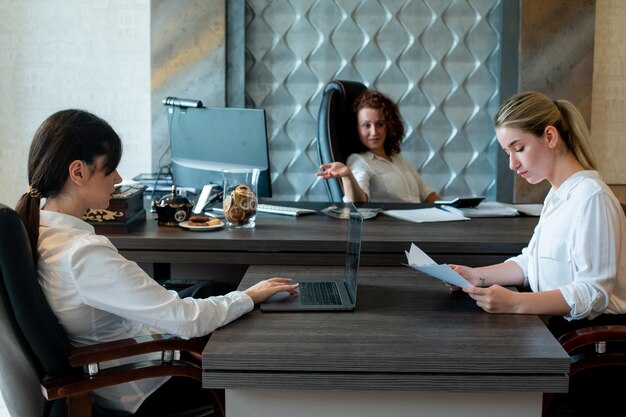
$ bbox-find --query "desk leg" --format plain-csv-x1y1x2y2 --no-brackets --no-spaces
226,389,542,417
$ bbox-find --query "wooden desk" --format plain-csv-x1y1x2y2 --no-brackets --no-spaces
202,265,569,417
107,208,538,267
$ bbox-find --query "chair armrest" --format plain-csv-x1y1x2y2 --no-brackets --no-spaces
558,325,626,354
42,358,202,400
66,334,204,367
558,325,626,377
43,334,205,401
41,334,216,416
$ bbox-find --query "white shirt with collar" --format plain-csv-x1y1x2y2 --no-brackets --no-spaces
507,170,626,320
346,151,435,202
37,210,254,413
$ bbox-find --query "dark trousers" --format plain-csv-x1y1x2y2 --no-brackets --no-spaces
546,313,626,339
132,377,224,417
175,280,237,299
133,280,234,416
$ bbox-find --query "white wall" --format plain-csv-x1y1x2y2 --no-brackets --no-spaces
0,0,151,208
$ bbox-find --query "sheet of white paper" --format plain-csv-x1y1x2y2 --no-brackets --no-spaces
502,203,544,217
404,243,436,265
404,243,473,288
383,207,469,223
439,202,519,218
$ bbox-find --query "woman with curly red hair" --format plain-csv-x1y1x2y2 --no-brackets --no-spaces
317,90,440,203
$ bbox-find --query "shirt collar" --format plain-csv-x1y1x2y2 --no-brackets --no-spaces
365,151,394,162
40,210,95,233
552,170,600,203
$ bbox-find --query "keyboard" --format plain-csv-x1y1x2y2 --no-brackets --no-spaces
299,281,342,305
257,204,317,217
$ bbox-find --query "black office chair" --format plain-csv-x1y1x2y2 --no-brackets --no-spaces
317,79,368,202
0,202,219,417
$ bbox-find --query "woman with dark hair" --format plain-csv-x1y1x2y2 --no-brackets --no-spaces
15,109,298,415
450,91,626,336
317,90,441,203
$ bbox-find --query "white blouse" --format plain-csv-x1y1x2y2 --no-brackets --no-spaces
37,210,253,413
346,151,435,203
507,170,626,320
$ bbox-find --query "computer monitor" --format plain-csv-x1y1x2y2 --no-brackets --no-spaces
168,106,272,198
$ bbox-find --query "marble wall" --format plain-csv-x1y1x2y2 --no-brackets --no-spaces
592,0,626,203
150,0,226,174
511,0,596,203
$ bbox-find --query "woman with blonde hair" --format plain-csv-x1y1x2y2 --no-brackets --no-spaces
451,91,626,337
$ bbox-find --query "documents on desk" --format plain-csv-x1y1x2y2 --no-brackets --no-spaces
502,203,543,217
382,207,469,223
404,243,473,288
439,201,520,218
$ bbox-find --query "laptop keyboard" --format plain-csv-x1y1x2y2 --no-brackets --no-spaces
299,282,342,305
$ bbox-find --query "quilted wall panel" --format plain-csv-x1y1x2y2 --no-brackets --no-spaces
245,0,502,201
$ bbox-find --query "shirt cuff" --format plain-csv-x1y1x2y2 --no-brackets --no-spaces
229,290,255,314
505,258,529,287
559,285,602,321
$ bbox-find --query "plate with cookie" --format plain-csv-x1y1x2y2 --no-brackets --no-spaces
180,215,224,231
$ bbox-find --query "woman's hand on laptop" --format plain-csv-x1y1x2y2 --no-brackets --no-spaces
243,278,299,304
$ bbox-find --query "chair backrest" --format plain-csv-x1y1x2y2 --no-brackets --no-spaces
0,203,76,417
0,282,44,417
317,79,368,202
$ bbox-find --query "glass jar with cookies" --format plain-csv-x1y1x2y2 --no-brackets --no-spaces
222,168,259,229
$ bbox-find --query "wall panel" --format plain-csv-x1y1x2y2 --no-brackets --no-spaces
245,0,503,202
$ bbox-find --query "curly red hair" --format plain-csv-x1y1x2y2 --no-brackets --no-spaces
353,90,404,156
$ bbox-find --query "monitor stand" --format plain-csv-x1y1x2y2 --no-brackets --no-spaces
192,184,222,214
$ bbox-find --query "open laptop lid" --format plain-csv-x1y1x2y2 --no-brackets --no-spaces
344,203,363,304
260,203,363,311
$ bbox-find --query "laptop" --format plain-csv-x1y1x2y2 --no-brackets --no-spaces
260,204,363,312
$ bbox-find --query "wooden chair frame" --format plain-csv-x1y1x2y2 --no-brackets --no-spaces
0,202,221,417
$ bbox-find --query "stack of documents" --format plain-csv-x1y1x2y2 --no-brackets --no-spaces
438,201,519,218
383,207,469,223
501,203,543,217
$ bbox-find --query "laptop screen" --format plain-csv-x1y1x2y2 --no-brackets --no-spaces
345,204,363,303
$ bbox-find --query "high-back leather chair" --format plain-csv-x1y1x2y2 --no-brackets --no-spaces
0,202,218,417
317,79,368,201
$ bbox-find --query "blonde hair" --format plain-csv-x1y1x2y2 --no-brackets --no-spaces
495,91,597,170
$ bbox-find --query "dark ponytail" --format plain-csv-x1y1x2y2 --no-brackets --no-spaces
15,109,122,262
